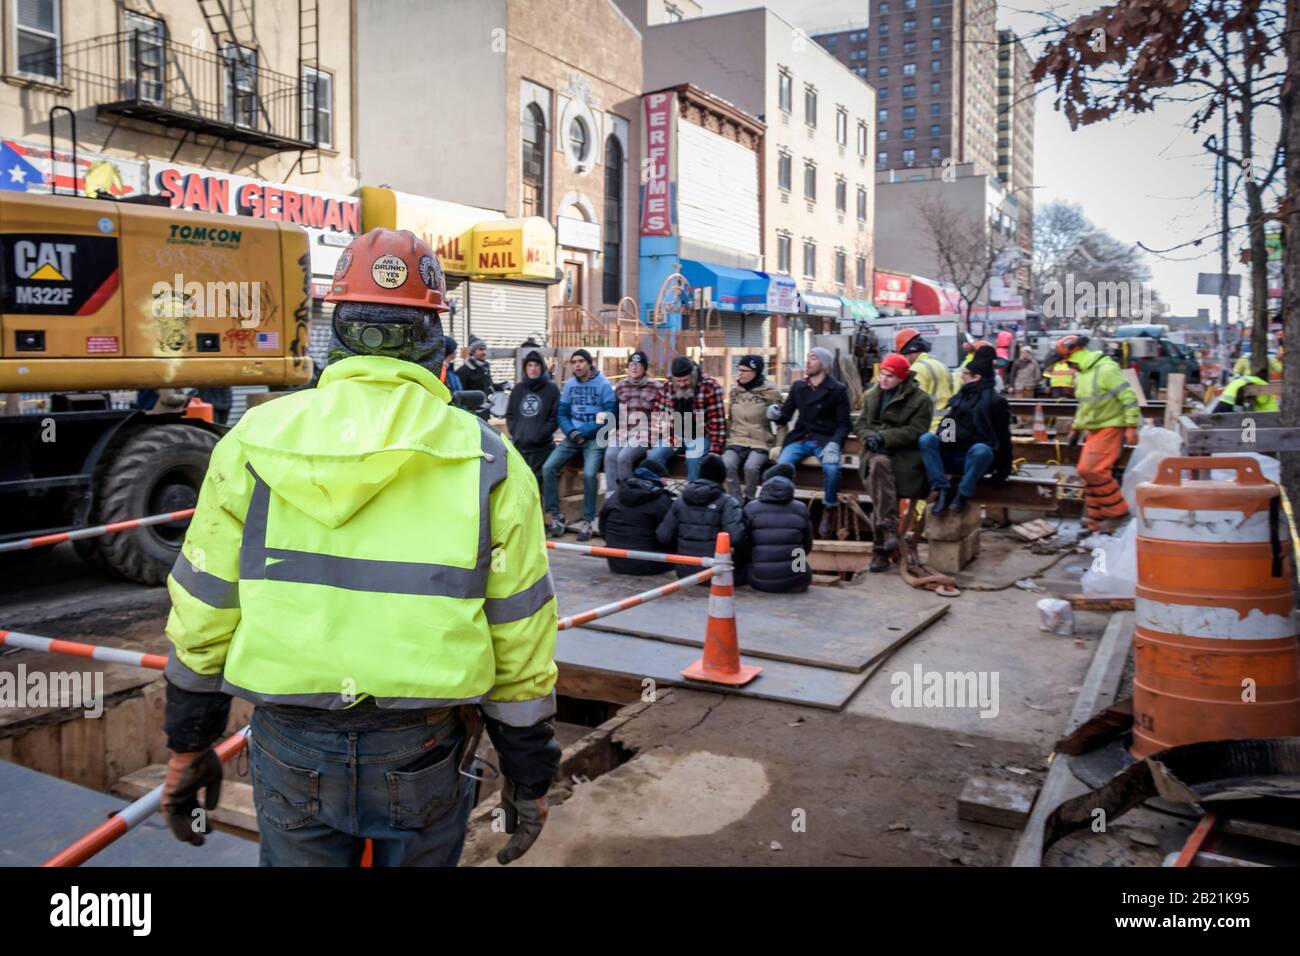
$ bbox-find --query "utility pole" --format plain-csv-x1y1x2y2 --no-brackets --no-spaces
1218,26,1230,384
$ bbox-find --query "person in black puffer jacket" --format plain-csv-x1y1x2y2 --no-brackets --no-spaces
598,458,675,576
656,453,745,581
742,462,813,593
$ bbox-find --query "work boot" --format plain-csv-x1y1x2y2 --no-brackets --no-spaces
882,527,899,555
869,528,890,573
547,513,567,538
818,504,839,539
575,519,594,542
929,487,951,517
949,493,969,515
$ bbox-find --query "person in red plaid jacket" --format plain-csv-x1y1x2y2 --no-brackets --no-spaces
601,350,663,490
645,356,727,481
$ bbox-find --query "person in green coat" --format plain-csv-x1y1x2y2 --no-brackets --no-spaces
853,353,933,572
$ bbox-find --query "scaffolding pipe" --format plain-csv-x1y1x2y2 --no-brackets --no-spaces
0,508,196,553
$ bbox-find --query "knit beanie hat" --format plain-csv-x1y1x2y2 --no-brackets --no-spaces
698,453,726,484
967,345,996,379
880,353,911,380
809,347,835,374
670,355,695,377
762,461,796,483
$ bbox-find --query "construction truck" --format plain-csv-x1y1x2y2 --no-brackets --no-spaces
0,189,314,584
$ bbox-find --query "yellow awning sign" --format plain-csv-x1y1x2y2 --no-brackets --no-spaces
362,186,555,281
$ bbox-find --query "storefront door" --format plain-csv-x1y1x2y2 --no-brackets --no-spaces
562,260,584,307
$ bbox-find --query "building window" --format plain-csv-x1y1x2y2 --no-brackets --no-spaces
804,161,816,201
930,80,941,94
931,37,941,50
877,151,888,166
665,2,684,21
803,240,817,279
778,233,792,273
124,12,165,103
836,108,848,146
835,250,846,285
902,127,915,140
778,151,792,190
857,121,868,156
878,65,888,78
902,148,916,163
931,59,942,73
930,124,941,137
879,22,889,35
902,62,916,76
15,0,60,80
904,40,916,54
521,103,546,218
902,105,916,119
805,85,818,127
302,67,333,148
879,0,890,12
878,86,888,99
930,146,941,161
931,102,941,115
602,136,623,304
222,45,259,128
878,129,888,142
856,186,867,221
856,255,867,288
878,43,888,56
903,83,915,97
904,19,916,32
569,117,591,164
779,69,793,113
878,108,888,122
931,15,942,27
835,177,847,214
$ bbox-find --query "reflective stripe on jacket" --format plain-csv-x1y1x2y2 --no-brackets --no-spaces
910,352,954,431
164,355,558,727
1068,349,1141,431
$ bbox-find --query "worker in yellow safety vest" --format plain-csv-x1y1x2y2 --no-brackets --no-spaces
1044,358,1076,397
1233,351,1282,380
1213,374,1279,413
896,327,954,431
159,228,560,867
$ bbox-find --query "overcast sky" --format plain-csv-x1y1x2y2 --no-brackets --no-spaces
695,0,1276,318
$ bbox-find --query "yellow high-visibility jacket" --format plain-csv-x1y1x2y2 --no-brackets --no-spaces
1068,349,1142,431
1045,360,1076,389
1217,374,1279,412
910,352,954,431
164,354,557,726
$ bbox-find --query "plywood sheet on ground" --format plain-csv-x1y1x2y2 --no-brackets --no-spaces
549,551,947,672
555,627,868,710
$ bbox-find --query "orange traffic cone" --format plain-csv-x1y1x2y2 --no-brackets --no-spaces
184,396,214,423
680,533,762,686
1032,404,1048,442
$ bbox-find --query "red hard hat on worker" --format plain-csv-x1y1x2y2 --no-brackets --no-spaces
895,327,924,353
1056,334,1088,357
327,227,450,313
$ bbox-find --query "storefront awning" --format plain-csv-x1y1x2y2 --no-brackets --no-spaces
910,275,963,315
679,259,767,312
799,290,844,317
738,272,798,314
471,218,556,280
841,298,880,321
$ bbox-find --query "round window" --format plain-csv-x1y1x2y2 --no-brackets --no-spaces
569,117,589,163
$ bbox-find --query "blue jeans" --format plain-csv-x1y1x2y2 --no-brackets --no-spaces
646,436,710,481
778,439,841,505
248,706,475,867
542,438,603,522
918,432,994,500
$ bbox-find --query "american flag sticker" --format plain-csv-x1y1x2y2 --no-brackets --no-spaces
257,331,278,350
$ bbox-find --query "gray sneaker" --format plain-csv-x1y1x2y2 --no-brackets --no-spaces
547,514,567,538
575,519,594,542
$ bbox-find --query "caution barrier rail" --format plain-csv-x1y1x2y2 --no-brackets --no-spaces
0,508,196,554
546,539,713,567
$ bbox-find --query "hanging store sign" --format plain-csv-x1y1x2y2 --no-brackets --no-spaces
639,91,677,238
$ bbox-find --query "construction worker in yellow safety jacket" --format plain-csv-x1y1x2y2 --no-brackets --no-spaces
1059,335,1141,533
1045,359,1076,397
1214,374,1279,413
1233,351,1282,380
895,327,953,431
159,228,561,867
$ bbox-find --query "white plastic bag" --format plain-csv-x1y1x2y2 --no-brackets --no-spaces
1036,598,1076,636
1121,425,1183,513
1080,521,1138,596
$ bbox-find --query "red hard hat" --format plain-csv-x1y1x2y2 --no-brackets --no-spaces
880,353,911,380
326,228,451,313
894,327,921,351
1056,334,1090,356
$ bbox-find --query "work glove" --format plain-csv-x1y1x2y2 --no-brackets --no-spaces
162,749,223,846
497,778,548,865
865,432,884,453
765,404,783,422
1066,429,1080,448
820,442,842,466
1125,427,1139,446
568,430,585,445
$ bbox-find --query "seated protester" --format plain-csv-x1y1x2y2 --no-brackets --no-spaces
853,352,933,573
456,337,495,417
646,356,727,482
656,452,745,580
742,462,813,594
918,346,1012,517
604,350,661,489
724,354,785,502
597,457,675,576
505,349,560,485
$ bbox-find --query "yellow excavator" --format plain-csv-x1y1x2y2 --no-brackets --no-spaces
0,188,314,583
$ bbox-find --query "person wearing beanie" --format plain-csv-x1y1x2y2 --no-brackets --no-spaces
506,349,560,485
656,452,746,581
852,351,932,572
603,350,662,490
723,354,784,502
771,347,853,538
646,355,727,482
542,350,617,540
455,337,496,411
597,457,675,576
742,461,813,593
918,345,1012,517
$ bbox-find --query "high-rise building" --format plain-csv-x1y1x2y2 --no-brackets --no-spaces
998,28,1035,261
814,0,1000,179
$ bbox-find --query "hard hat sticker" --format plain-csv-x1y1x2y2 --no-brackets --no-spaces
334,250,352,279
418,254,443,290
371,254,408,288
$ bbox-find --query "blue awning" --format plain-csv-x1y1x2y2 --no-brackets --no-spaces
678,259,767,312
799,290,844,317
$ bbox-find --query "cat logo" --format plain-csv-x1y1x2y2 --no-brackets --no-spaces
14,240,76,281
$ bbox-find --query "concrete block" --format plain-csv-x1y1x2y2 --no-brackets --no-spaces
957,773,1039,829
925,531,981,574
926,504,982,541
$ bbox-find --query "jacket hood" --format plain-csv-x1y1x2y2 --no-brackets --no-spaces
522,350,550,386
235,355,479,529
758,476,795,503
615,475,667,507
1069,348,1103,371
681,478,724,506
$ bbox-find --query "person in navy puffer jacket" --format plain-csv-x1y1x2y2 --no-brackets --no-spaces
741,462,813,593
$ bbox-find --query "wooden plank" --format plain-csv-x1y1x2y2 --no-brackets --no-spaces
557,664,649,705
1063,593,1135,611
556,627,868,710
1164,373,1185,431
142,679,170,765
12,723,61,777
1124,368,1149,406
1184,426,1300,454
60,716,106,790
103,695,149,788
